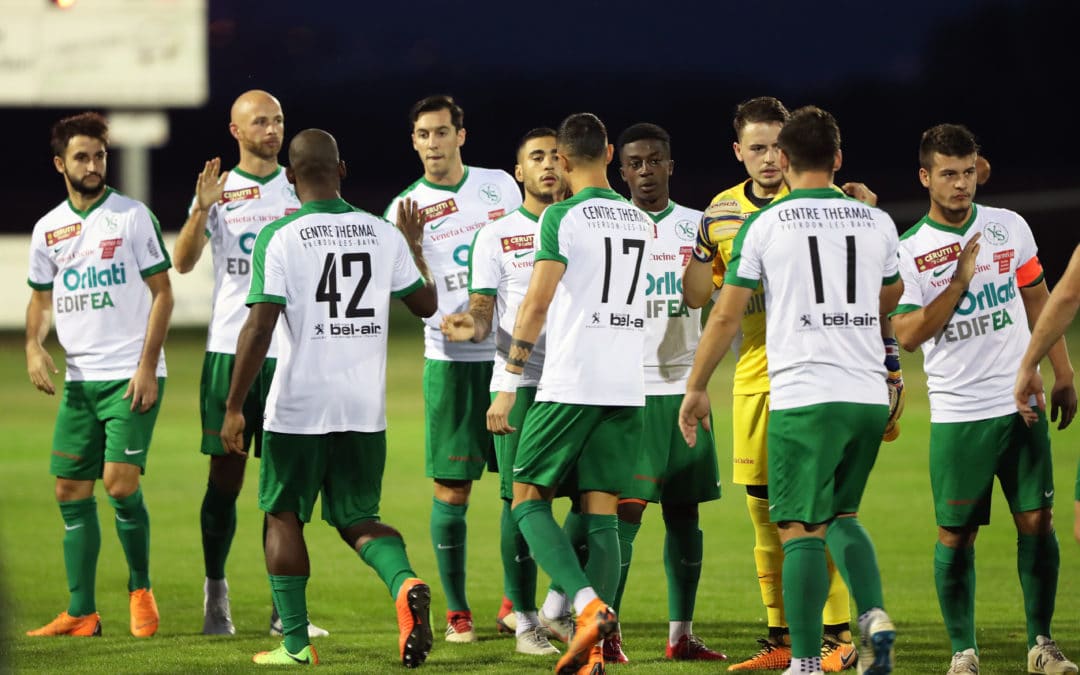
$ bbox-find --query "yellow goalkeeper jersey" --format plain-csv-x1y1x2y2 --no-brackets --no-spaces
708,179,788,395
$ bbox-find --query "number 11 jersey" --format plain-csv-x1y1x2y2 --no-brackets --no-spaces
248,198,425,434
534,186,653,407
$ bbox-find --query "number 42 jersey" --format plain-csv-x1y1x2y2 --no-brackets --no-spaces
248,198,425,434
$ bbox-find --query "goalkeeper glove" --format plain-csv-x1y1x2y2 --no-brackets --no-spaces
693,200,743,263
883,337,904,442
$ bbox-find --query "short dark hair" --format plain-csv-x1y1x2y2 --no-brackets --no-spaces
733,96,790,139
410,94,464,130
516,127,557,160
616,122,671,157
919,123,979,170
557,112,608,161
51,111,109,157
777,105,841,173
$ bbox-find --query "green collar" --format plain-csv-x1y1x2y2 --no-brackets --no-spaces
67,186,113,218
231,165,282,185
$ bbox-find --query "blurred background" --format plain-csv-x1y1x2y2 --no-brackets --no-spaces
3,0,1078,325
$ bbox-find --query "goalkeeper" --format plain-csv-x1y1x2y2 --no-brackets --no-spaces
681,96,902,673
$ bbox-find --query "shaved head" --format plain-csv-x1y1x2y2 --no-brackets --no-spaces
289,129,342,185
230,89,281,124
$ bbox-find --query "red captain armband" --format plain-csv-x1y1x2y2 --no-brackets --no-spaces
1016,256,1044,287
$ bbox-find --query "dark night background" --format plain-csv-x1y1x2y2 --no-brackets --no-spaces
4,0,1079,282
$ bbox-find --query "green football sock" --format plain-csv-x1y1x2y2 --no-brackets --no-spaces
664,516,702,622
200,480,238,580
1018,532,1059,647
109,488,150,592
612,519,640,613
359,535,415,599
782,536,829,659
549,508,588,596
430,498,469,612
934,542,977,653
59,497,100,617
501,500,537,611
585,514,620,605
513,500,590,600
269,574,309,654
824,516,884,613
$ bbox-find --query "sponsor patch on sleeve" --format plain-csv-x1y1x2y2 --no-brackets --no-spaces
45,222,81,246
914,243,961,272
419,198,459,224
221,186,261,203
501,234,534,252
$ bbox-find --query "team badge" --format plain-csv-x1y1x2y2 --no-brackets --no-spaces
982,222,1009,245
675,219,696,241
478,183,501,205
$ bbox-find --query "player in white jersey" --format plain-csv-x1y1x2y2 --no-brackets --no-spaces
680,106,901,675
489,112,653,674
26,112,173,639
172,90,328,638
441,127,563,657
891,124,1077,675
383,95,521,642
595,122,726,664
220,129,437,668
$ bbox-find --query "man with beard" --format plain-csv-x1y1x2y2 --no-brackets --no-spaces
26,111,173,638
384,95,521,642
441,127,565,657
173,89,327,638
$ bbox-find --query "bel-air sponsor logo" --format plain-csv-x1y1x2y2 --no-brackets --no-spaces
46,223,81,246
915,243,961,272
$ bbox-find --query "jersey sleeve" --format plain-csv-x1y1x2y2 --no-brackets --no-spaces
467,227,501,295
1013,214,1044,287
382,195,402,222
133,207,172,277
890,244,923,316
390,226,425,298
247,228,287,305
537,205,570,265
722,212,762,288
27,227,56,290
881,215,901,284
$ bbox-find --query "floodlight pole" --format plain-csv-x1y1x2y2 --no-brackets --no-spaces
108,110,170,206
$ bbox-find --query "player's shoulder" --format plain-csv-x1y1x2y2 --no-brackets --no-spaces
32,199,76,233
971,202,1025,226
389,176,425,202
667,200,703,222
708,179,750,211
466,165,515,184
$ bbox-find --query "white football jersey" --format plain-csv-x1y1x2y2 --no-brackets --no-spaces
27,187,170,381
248,198,424,433
468,206,546,391
895,204,1041,423
725,187,900,410
384,166,521,361
641,201,703,395
533,186,653,406
197,166,300,356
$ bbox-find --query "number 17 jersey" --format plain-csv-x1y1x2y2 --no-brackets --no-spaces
248,198,424,434
534,187,653,407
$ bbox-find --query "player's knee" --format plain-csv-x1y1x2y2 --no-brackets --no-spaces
209,454,246,494
55,478,93,502
938,525,978,548
660,501,698,524
338,521,401,550
1014,507,1054,536
434,479,472,504
617,499,646,524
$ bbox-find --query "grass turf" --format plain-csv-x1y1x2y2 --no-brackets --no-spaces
1,321,1078,673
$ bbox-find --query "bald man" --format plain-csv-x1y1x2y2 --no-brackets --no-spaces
220,128,437,667
173,90,328,638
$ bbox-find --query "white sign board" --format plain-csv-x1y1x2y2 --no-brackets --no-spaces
0,0,207,107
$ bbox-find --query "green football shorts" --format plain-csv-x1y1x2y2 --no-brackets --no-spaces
200,351,276,457
423,359,496,480
50,378,166,480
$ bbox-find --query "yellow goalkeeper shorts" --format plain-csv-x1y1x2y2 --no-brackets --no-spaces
732,392,770,486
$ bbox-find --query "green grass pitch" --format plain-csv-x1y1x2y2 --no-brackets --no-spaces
1,319,1078,673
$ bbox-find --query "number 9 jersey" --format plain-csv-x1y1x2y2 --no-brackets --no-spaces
724,187,900,411
247,198,426,433
534,186,654,407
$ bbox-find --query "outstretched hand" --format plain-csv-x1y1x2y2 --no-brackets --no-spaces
195,157,229,211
